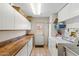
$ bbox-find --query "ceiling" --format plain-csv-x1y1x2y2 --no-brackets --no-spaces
14,3,66,17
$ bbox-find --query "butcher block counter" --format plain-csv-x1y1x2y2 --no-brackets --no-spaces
0,34,33,56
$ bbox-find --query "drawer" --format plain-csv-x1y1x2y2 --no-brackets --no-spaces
66,48,78,56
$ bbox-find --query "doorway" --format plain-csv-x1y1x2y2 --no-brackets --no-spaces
31,17,49,47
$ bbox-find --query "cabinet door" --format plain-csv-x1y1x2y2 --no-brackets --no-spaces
16,44,28,56
27,39,33,56
0,4,15,30
66,48,78,56
0,4,31,30
58,4,79,22
30,38,33,50
58,4,69,22
26,22,31,30
14,11,31,30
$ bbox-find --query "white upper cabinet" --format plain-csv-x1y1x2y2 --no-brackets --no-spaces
14,11,31,30
58,3,79,22
66,23,79,28
0,3,31,30
0,4,15,30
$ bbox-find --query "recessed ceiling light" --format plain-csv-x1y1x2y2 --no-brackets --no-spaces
30,3,41,15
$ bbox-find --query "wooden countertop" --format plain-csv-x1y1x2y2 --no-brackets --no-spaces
0,34,33,56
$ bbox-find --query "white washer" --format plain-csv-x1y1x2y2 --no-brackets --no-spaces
34,32,44,45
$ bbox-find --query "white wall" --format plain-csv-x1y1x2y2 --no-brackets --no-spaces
31,17,49,46
0,31,27,42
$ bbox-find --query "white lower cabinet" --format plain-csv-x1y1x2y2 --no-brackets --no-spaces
16,44,28,56
16,38,33,56
27,38,33,56
66,48,78,56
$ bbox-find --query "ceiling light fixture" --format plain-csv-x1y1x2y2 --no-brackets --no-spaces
30,3,41,15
